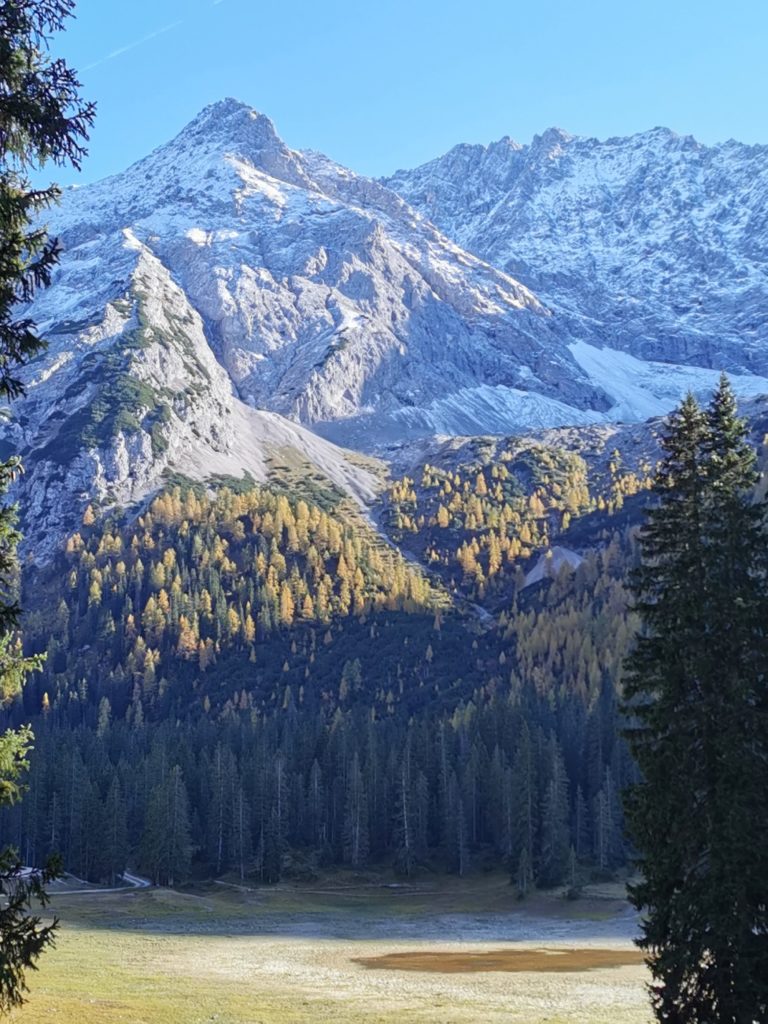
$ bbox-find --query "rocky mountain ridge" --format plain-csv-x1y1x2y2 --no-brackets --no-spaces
385,126,768,376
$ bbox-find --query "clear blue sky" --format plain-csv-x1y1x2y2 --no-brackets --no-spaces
51,0,768,186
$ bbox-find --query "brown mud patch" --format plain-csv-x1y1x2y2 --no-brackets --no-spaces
353,947,645,974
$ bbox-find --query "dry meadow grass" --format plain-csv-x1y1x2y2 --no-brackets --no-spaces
12,875,652,1024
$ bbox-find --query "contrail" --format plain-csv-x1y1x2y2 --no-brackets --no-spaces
82,20,185,72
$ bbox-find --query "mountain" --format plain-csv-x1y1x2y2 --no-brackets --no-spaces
7,103,768,550
4,222,381,554
3,100,619,546
7,104,768,894
16,100,612,443
384,127,768,395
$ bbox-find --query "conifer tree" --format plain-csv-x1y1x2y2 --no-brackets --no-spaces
623,383,768,1022
342,753,369,868
510,722,537,894
394,746,416,875
538,738,570,887
230,782,252,882
141,767,193,886
102,777,129,885
0,2,94,1007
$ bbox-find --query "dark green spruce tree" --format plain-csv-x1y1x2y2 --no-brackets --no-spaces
623,380,768,1023
140,766,193,887
0,0,94,1012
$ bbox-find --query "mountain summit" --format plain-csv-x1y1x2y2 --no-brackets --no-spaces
36,100,605,439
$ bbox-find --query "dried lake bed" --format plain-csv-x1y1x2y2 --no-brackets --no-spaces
13,875,652,1024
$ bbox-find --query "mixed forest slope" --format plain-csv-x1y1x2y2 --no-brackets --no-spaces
3,428,655,887
9,405,767,885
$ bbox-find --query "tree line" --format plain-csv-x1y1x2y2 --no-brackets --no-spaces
2,663,631,889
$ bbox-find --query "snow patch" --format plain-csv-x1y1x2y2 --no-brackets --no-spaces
570,341,768,421
186,228,209,245
393,384,604,436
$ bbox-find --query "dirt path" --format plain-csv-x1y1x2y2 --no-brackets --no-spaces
51,871,151,896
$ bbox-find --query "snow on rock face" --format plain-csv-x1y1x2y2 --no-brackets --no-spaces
26,101,608,447
569,341,768,421
390,383,605,436
7,218,378,555
385,127,768,376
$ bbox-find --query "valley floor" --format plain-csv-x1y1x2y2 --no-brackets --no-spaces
13,875,651,1024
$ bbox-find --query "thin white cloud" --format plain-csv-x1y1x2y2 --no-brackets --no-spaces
82,20,185,72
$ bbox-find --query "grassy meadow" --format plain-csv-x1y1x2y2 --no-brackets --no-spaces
13,875,652,1024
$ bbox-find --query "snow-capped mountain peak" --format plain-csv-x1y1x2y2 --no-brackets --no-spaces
8,104,768,551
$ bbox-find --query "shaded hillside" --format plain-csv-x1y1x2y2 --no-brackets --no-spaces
2,437,650,887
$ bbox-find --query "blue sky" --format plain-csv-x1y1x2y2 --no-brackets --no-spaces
52,0,768,185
